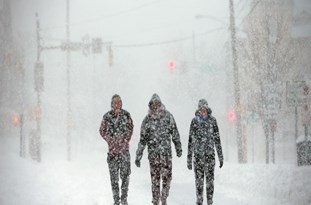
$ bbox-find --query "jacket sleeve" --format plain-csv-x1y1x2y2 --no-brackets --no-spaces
187,119,195,161
136,117,148,161
170,114,182,155
99,116,109,142
213,119,224,162
125,113,134,141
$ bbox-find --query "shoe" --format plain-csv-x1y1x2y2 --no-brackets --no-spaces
121,199,128,205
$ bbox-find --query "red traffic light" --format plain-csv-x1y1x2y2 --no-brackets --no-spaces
12,115,20,125
228,111,236,121
167,59,176,70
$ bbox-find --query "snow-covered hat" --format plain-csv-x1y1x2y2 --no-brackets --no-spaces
198,99,208,111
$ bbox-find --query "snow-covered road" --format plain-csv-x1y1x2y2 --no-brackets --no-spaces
0,138,310,205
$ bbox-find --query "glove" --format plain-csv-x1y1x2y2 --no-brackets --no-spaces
219,160,223,168
135,159,141,168
187,158,192,170
177,149,182,157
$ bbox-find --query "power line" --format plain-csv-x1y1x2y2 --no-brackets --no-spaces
40,0,162,31
113,27,225,48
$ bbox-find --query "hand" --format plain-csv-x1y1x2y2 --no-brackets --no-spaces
187,158,192,170
219,160,223,168
177,150,182,158
135,159,141,168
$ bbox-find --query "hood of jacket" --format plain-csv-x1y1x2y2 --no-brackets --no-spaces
148,93,166,118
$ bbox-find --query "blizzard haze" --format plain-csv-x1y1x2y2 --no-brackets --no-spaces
1,0,311,204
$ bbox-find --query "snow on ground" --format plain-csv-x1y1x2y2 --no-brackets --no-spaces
0,137,311,205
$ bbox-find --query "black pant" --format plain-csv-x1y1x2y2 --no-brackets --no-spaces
107,151,131,205
194,157,215,205
149,157,172,204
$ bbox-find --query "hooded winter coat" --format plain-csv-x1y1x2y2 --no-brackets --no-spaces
136,94,182,162
187,99,223,164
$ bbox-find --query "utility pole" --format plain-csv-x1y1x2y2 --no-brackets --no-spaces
229,0,246,163
32,12,43,162
66,0,72,161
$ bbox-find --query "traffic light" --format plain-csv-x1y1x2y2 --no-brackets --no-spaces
12,115,20,126
228,111,236,121
167,59,176,70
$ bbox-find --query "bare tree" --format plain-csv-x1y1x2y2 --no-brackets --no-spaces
238,0,302,163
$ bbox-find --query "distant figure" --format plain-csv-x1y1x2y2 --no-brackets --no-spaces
135,93,182,205
187,99,223,205
99,94,134,205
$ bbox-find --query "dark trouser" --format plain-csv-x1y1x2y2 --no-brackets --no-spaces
107,151,131,205
149,157,172,204
194,157,215,205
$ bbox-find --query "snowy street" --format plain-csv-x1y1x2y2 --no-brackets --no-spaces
1,138,310,205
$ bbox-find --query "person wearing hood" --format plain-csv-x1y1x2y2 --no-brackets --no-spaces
99,94,134,205
187,99,223,205
135,93,182,205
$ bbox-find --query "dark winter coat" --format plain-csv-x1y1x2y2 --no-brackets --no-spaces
99,109,133,156
136,94,182,162
187,104,223,164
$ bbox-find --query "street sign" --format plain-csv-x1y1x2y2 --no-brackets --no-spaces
286,81,306,107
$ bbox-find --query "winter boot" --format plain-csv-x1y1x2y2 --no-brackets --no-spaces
152,201,159,205
121,199,128,205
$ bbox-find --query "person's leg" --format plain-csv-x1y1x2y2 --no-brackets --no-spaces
205,160,215,205
120,151,131,205
108,154,120,205
150,159,161,205
194,162,204,205
161,159,172,205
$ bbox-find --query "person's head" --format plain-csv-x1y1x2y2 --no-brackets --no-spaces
111,94,122,114
149,93,162,112
198,99,209,117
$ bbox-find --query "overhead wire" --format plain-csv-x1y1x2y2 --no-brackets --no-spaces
40,0,163,31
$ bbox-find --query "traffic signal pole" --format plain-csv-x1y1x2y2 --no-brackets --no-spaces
34,3,106,161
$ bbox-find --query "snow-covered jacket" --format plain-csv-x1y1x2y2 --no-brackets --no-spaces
99,109,133,156
187,100,223,163
136,94,182,161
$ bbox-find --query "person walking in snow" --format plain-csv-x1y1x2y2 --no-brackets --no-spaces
135,93,182,205
187,99,224,205
99,94,134,205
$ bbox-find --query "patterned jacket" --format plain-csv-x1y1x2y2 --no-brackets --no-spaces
136,94,182,162
187,108,223,163
100,109,133,156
